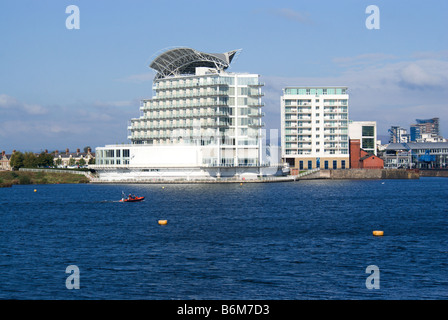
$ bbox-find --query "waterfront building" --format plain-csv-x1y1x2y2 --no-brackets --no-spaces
415,133,447,143
0,150,12,171
281,86,349,170
388,126,409,144
348,120,377,155
410,118,440,142
383,142,448,169
92,47,284,181
54,148,95,167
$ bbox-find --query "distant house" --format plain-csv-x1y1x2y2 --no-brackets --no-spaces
0,150,12,171
53,148,95,167
350,139,384,169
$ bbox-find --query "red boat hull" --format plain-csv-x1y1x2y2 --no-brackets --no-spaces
120,197,145,202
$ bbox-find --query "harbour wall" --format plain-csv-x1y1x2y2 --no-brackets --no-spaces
298,169,420,180
419,169,448,177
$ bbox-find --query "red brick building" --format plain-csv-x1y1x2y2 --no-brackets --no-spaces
350,139,384,169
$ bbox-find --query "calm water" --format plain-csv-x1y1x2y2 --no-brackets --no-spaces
0,178,447,300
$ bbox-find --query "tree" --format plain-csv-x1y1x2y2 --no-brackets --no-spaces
9,151,24,170
77,158,86,166
23,152,38,168
83,146,91,153
37,152,54,167
69,158,76,166
88,158,95,165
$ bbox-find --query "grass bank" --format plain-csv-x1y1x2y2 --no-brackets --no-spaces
0,171,90,186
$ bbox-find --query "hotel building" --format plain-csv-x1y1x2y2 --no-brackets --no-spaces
92,47,283,181
281,86,349,170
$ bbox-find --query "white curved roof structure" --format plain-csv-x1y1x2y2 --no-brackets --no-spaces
149,47,241,80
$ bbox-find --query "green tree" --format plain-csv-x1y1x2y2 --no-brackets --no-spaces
78,158,86,166
55,158,62,167
69,158,76,166
23,152,38,168
9,151,24,170
37,152,54,167
88,157,95,165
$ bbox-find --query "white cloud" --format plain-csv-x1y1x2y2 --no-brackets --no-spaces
397,61,448,89
0,94,48,115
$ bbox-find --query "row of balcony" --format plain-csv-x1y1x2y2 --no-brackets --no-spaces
284,109,348,113
141,101,229,111
154,80,230,90
285,116,348,121
141,101,265,109
285,133,347,138
152,91,264,100
153,81,265,91
134,111,265,122
133,112,231,121
284,102,348,107
129,122,231,131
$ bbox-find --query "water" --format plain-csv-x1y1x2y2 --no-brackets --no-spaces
1,178,447,300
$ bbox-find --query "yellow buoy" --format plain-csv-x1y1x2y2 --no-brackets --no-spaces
373,230,384,236
34,189,37,192
158,220,167,225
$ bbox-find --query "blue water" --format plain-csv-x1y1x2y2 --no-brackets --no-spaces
1,178,447,300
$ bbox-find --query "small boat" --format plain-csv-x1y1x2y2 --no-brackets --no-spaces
120,193,145,202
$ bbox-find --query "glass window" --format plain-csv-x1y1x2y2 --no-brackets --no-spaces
362,126,375,137
362,138,375,149
324,161,329,169
333,160,337,169
105,150,114,158
308,160,312,169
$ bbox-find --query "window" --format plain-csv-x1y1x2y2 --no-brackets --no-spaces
324,161,329,169
341,160,346,169
105,150,114,158
308,160,312,169
123,149,130,158
362,138,375,149
299,161,303,170
362,126,375,137
333,160,337,169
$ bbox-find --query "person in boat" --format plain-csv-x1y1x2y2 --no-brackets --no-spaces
128,194,133,200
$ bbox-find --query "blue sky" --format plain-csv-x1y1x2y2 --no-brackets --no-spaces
1,0,448,152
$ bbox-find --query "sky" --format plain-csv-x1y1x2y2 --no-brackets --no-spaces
1,0,448,153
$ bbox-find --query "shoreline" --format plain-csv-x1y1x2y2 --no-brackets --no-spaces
2,168,448,186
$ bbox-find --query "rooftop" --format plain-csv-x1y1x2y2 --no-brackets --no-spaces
149,47,240,80
386,142,448,150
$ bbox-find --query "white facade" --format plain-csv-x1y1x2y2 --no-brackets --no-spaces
348,120,377,155
280,87,350,169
